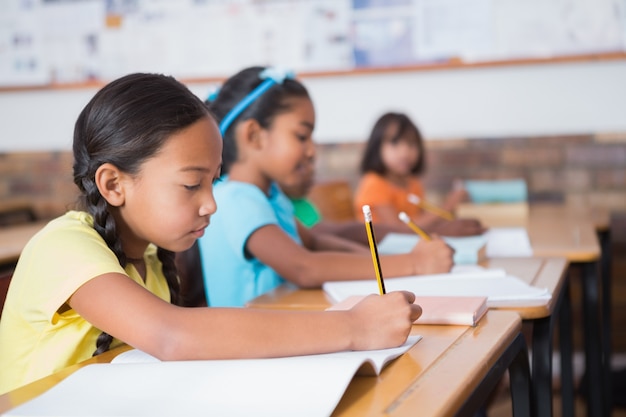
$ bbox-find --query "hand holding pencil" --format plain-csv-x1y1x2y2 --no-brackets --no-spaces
398,211,454,274
344,291,422,350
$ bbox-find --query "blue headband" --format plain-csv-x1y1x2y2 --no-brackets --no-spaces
216,67,295,136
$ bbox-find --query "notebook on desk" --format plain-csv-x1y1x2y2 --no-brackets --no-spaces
323,268,551,309
3,336,422,417
378,228,533,261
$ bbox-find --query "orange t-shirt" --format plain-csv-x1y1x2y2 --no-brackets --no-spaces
353,172,425,222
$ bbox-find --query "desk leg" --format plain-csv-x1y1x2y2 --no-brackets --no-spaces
599,228,613,415
456,333,532,417
558,278,575,417
581,261,605,417
532,316,553,417
509,334,533,417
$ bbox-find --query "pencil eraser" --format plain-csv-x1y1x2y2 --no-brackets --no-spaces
407,194,420,205
362,205,372,222
398,211,410,223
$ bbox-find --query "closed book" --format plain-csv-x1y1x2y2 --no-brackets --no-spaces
327,295,488,326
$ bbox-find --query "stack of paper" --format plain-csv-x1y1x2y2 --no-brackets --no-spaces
323,269,550,308
483,227,533,257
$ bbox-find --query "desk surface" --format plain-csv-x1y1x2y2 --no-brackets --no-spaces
0,221,46,266
249,257,568,321
0,203,600,267
0,312,521,417
527,204,601,262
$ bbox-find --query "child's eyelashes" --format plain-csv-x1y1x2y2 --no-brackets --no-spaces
184,184,201,191
212,176,224,185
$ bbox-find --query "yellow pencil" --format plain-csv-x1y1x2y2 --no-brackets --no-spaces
362,205,386,295
398,212,431,241
407,193,454,221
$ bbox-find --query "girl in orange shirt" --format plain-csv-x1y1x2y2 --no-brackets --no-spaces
354,112,484,236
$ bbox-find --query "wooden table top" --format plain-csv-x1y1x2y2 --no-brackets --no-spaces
526,204,601,262
0,221,47,266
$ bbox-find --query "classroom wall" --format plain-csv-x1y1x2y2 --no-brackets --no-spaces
1,59,626,220
1,59,626,151
2,132,625,222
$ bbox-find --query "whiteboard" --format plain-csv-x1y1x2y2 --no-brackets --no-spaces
1,0,625,88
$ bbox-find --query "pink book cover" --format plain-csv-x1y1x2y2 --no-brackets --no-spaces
327,295,488,327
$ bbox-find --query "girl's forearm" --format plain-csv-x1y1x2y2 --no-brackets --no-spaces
285,251,413,287
163,307,354,359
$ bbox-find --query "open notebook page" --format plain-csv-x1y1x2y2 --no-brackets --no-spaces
4,336,421,417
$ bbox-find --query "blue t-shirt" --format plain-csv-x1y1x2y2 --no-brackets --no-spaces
198,178,301,307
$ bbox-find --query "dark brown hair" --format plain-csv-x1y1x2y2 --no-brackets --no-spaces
359,112,426,176
72,73,211,355
206,66,310,174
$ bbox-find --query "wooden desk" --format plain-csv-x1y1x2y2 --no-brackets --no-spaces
335,311,529,417
524,204,606,417
250,257,568,417
0,312,527,417
527,204,600,262
0,221,46,267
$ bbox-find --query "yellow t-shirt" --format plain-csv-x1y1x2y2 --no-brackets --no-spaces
353,172,425,222
0,211,171,394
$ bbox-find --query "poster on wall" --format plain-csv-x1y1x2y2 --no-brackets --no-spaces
0,0,624,88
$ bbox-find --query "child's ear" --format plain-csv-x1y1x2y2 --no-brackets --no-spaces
235,119,265,150
94,163,127,207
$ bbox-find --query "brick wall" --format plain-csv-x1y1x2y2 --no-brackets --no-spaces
0,151,76,221
1,133,625,223
315,133,626,215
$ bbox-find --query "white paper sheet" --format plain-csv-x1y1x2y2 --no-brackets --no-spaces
4,336,421,417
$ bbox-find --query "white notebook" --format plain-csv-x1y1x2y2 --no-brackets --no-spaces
3,336,421,417
323,269,551,308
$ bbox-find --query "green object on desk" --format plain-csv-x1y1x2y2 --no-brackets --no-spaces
290,198,322,228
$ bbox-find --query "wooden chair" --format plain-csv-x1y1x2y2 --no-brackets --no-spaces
307,180,356,222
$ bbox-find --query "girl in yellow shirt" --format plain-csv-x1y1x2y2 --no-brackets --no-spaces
0,73,421,394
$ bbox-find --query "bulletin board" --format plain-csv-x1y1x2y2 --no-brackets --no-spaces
1,0,625,90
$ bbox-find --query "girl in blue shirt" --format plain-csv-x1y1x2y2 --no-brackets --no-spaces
199,66,453,307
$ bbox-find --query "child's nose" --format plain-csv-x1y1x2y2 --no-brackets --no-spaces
305,139,316,158
199,192,217,217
